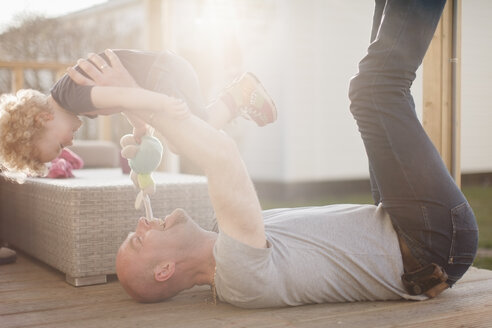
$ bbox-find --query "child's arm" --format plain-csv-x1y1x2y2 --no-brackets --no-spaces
90,86,190,121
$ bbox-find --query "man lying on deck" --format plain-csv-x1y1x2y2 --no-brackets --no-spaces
71,0,477,308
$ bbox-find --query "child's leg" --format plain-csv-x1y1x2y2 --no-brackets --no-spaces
206,72,278,129
204,98,233,130
145,51,210,122
146,52,277,131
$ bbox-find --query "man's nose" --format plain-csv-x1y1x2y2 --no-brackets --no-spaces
135,217,150,233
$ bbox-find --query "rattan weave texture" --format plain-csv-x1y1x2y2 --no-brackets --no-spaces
0,169,214,281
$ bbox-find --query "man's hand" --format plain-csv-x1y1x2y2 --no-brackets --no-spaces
67,49,139,88
68,49,148,139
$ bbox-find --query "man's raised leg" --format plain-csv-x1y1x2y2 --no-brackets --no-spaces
348,0,478,291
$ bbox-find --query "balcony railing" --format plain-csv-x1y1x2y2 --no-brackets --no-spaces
0,60,69,92
0,60,115,142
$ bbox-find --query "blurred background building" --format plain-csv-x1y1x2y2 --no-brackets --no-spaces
0,0,490,202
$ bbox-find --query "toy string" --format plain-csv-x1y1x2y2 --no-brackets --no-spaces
143,194,153,220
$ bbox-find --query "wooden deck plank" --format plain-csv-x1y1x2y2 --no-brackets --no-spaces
1,253,491,328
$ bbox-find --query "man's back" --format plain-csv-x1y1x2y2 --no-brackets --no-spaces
214,204,425,308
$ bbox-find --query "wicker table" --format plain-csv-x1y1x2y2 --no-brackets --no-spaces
0,169,214,286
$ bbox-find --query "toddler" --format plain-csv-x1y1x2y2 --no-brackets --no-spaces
0,49,277,177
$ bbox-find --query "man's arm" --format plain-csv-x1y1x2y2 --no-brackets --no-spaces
91,86,267,249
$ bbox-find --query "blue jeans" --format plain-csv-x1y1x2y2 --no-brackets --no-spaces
349,0,478,285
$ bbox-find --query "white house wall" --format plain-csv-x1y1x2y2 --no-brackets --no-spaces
237,0,424,182
235,0,488,182
461,0,492,174
64,0,490,182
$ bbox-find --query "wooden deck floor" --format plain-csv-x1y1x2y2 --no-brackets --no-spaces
1,252,492,328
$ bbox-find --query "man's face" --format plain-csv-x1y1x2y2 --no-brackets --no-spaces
35,106,82,163
118,208,198,268
116,209,200,301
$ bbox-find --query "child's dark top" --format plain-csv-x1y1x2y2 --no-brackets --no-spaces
50,49,206,119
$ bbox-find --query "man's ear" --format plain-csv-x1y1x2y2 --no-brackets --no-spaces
35,111,54,124
154,262,175,282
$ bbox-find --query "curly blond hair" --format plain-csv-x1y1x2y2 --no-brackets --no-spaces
0,89,52,178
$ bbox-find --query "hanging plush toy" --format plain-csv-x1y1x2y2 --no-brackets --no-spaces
120,132,163,220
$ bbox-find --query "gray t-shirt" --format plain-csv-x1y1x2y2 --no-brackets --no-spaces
213,203,426,308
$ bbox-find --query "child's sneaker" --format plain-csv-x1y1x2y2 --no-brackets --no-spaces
221,72,277,127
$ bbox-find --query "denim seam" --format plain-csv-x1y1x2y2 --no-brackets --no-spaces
420,205,432,248
394,225,427,267
368,0,420,202
448,202,477,265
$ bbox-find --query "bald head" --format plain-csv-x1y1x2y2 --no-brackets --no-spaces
116,243,183,303
115,209,216,302
116,245,156,302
